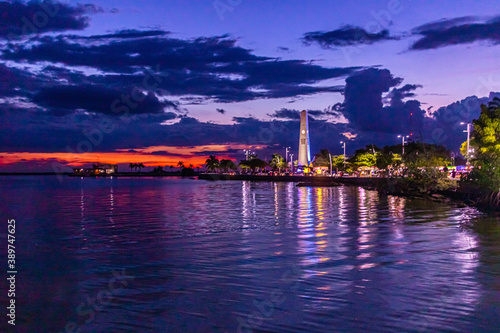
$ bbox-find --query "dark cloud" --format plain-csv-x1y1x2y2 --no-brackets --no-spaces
268,108,340,121
87,29,169,40
426,92,500,148
277,46,291,53
411,16,500,50
303,25,397,48
0,0,101,40
0,63,40,97
216,108,225,114
32,85,178,115
268,108,301,120
3,32,360,103
340,68,408,133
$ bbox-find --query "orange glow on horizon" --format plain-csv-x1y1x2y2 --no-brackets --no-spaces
0,144,265,169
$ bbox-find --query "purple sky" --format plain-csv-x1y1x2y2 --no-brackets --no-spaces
1,0,500,171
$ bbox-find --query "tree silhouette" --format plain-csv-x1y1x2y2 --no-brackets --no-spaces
177,161,185,170
220,159,237,173
205,155,220,173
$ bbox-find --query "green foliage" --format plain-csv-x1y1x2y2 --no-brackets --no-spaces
472,101,500,158
460,141,468,158
312,149,344,169
269,153,287,170
375,153,392,169
390,165,454,194
350,152,376,168
461,98,500,195
312,149,330,167
463,157,500,193
239,158,268,172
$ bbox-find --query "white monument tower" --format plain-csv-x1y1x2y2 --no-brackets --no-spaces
298,110,311,168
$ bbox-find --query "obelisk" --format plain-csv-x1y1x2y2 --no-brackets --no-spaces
298,110,310,168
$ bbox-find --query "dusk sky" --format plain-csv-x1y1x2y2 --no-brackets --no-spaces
2,0,500,171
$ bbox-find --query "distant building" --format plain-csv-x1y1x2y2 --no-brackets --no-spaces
73,163,118,176
298,110,311,168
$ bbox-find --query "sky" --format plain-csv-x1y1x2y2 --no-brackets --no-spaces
1,0,500,171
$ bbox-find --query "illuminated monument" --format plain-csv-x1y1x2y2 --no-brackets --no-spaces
298,110,311,168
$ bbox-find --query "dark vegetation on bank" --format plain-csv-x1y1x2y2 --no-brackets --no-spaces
373,97,500,211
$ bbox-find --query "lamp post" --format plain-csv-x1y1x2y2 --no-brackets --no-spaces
289,153,294,173
397,135,409,155
284,146,291,172
340,141,346,168
460,122,471,166
328,153,332,176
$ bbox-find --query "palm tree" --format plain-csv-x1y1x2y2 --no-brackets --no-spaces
137,162,145,172
177,161,185,171
129,163,136,172
205,155,220,173
189,164,194,169
269,153,285,172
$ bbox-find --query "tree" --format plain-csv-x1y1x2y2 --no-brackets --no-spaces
220,159,237,173
463,99,500,195
129,163,136,172
239,158,267,172
471,102,500,158
152,166,164,174
350,152,376,168
177,161,185,171
137,162,145,172
375,153,393,170
205,155,220,173
312,149,331,167
269,153,286,171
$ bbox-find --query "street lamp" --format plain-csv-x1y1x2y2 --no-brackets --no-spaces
340,141,346,168
289,153,294,173
397,135,409,155
284,147,291,163
460,122,471,166
328,153,332,176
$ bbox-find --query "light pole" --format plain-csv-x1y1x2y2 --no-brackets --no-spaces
284,146,291,172
289,153,294,173
340,141,346,168
397,135,409,155
328,153,332,176
460,122,471,166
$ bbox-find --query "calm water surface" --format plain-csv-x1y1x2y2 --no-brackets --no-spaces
1,176,500,332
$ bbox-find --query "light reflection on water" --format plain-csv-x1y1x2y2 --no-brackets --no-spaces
1,176,499,332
